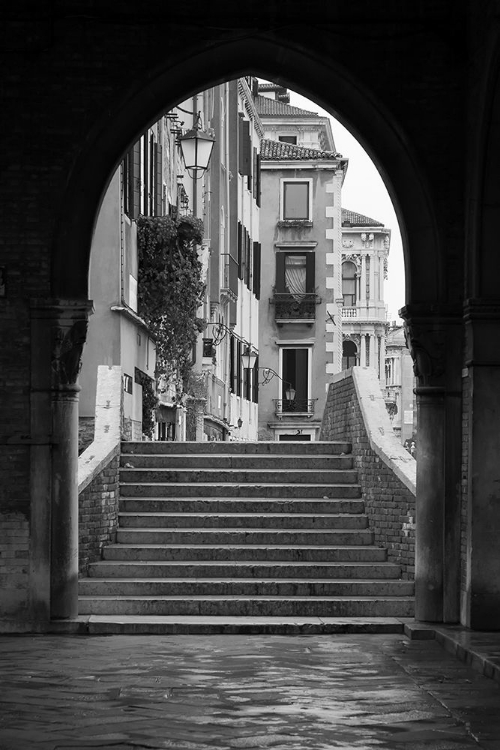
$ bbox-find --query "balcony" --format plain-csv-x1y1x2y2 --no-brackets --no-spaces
271,292,321,323
273,398,317,417
341,306,358,318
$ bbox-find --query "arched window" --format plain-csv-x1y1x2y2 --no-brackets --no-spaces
342,340,358,370
342,261,357,307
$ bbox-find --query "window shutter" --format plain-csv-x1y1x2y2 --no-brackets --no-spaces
238,118,252,176
236,339,242,397
246,232,251,288
237,222,243,280
256,153,261,207
132,141,141,219
275,252,286,292
154,143,162,215
306,252,315,293
253,242,261,300
252,355,259,403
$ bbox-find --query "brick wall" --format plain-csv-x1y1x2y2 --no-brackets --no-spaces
321,368,416,579
0,513,30,617
79,454,120,574
78,417,95,455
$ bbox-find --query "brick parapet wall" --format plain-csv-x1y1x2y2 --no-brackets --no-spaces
79,454,120,574
321,367,416,579
78,365,123,574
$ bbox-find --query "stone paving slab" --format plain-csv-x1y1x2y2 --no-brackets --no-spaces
1,633,500,749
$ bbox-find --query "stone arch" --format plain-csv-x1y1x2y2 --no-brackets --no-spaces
52,34,442,310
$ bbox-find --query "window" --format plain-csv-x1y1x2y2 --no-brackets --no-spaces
283,181,310,220
342,261,357,306
342,340,358,370
279,135,297,145
276,252,315,294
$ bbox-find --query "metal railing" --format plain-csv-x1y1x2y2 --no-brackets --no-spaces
273,398,317,415
271,293,321,320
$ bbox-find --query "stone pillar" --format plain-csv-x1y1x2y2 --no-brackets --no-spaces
360,333,367,367
369,334,375,369
402,305,462,623
360,255,366,304
369,253,376,304
379,334,386,382
463,300,500,628
30,299,92,621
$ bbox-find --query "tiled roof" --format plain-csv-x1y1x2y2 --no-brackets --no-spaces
255,95,319,118
260,138,338,161
341,208,384,227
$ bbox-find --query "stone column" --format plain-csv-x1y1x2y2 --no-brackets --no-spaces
360,255,366,304
31,299,92,621
463,300,500,628
369,253,376,305
402,305,462,623
369,333,375,369
360,333,367,367
379,334,386,382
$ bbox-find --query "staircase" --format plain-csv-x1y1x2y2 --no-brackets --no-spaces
79,441,414,632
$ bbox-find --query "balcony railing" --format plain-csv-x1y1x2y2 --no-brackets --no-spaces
273,398,317,416
341,306,358,318
271,293,321,321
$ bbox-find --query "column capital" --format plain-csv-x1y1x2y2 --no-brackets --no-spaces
30,298,94,389
400,304,462,387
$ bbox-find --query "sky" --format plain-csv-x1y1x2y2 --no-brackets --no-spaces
285,89,406,324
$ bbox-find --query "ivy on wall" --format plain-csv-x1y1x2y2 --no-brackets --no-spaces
137,214,205,388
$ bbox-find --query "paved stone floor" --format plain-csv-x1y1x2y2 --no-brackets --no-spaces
1,634,500,749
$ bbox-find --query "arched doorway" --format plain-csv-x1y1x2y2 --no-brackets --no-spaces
41,35,448,624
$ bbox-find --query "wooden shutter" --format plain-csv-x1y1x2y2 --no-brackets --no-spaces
306,252,315,293
237,222,243,280
275,252,286,292
154,142,163,215
238,118,251,176
256,153,261,208
253,242,261,300
132,141,141,219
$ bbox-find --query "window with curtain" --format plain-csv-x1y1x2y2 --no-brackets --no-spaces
276,252,315,295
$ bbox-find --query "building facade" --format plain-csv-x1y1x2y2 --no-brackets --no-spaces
197,78,261,441
256,85,347,440
385,323,416,446
340,209,390,381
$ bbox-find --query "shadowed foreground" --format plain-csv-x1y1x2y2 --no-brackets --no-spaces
1,634,499,749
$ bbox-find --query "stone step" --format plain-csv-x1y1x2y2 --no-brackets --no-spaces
119,468,359,484
79,578,414,597
78,616,407,636
117,512,368,530
122,441,351,455
78,595,415,617
102,544,389,562
120,497,366,514
116,528,374,545
120,454,353,469
119,483,362,498
87,560,401,578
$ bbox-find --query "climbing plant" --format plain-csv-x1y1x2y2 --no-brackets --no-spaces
137,214,205,388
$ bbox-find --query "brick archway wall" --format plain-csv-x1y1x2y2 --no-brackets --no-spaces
49,33,444,307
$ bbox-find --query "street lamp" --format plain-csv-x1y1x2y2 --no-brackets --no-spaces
241,345,296,399
178,112,215,179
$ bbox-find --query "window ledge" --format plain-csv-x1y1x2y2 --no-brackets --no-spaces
278,220,313,228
